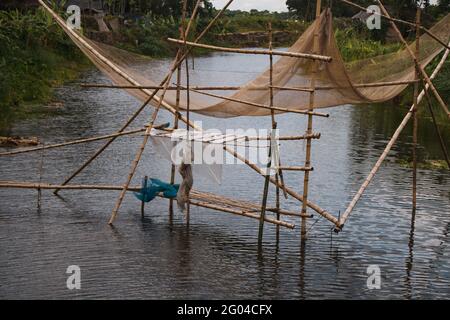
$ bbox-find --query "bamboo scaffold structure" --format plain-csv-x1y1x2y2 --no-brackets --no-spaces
0,0,448,247
336,39,450,232
376,0,449,118
63,0,334,227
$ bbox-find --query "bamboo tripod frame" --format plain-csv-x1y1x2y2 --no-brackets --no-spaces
35,0,334,234
1,0,448,241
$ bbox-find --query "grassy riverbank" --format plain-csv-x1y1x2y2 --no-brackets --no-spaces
0,8,89,129
1,8,448,132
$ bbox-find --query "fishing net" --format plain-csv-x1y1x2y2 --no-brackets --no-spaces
41,2,450,118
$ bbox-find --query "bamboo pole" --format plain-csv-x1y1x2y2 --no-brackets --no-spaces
184,87,330,117
278,166,313,171
44,0,235,195
336,39,450,231
424,89,450,169
412,9,421,210
377,1,450,119
167,38,333,62
188,190,300,217
108,95,164,224
81,80,420,91
108,0,203,225
272,80,421,92
339,0,450,51
141,176,148,218
188,200,295,229
258,132,273,244
37,143,45,211
267,21,286,232
243,207,303,217
184,18,192,226
149,132,321,142
40,0,336,226
0,128,154,157
0,181,294,229
223,145,339,225
300,0,322,240
169,0,191,217
251,134,321,141
80,84,249,90
169,31,184,217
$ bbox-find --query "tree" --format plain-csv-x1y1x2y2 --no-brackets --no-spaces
286,0,427,21
101,0,213,18
438,0,450,8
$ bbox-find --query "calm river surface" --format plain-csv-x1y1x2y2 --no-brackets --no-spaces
0,51,449,299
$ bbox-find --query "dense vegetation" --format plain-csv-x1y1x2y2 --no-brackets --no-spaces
286,0,449,22
0,0,448,128
0,7,88,126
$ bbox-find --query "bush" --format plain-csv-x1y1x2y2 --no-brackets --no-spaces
334,27,402,62
0,8,86,115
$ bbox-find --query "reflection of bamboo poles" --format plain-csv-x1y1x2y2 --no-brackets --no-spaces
339,0,450,51
337,39,450,231
258,133,272,244
377,1,449,119
167,38,333,62
412,9,421,210
300,0,322,240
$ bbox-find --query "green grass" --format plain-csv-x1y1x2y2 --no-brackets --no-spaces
334,27,403,62
0,8,89,129
396,159,449,170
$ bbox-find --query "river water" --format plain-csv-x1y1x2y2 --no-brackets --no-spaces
0,51,449,299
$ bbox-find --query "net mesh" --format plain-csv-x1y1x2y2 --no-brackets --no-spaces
42,3,450,118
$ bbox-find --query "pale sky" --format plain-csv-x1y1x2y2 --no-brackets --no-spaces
210,0,439,13
210,0,289,13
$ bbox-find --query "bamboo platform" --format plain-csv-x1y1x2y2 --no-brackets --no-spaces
0,181,295,229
